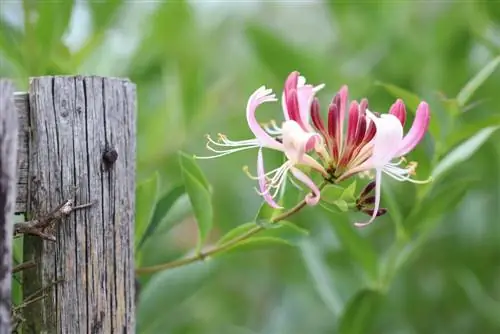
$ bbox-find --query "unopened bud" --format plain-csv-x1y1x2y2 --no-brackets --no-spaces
362,208,387,217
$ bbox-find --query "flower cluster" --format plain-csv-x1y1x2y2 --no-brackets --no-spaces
197,71,431,227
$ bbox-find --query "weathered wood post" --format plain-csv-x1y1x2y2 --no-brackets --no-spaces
17,76,136,333
0,80,18,333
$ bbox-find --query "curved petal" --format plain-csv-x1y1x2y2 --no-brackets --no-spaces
282,71,300,121
290,167,320,206
354,169,382,227
246,86,283,150
395,102,430,157
257,148,282,209
281,120,321,163
369,113,404,167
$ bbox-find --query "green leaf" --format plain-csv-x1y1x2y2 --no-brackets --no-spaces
137,261,217,333
216,222,256,246
178,151,211,191
333,199,349,212
321,184,346,202
216,221,309,247
23,0,74,72
299,239,343,316
432,126,499,180
327,214,378,281
456,55,500,107
338,289,383,334
341,180,357,202
245,24,320,81
137,184,185,250
88,0,123,31
135,172,160,251
375,81,421,112
179,152,213,252
226,236,294,253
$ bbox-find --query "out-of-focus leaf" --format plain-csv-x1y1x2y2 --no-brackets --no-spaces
407,177,477,235
375,81,421,112
137,261,217,333
138,184,185,250
135,172,160,251
88,0,123,31
217,220,308,247
327,213,378,282
0,19,25,75
245,24,320,81
23,0,74,72
447,114,500,150
456,55,500,107
455,269,500,326
338,289,383,334
300,239,343,317
179,152,213,252
432,126,499,180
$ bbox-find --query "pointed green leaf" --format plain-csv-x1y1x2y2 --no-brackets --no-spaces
432,126,499,180
137,261,217,333
327,214,378,281
135,172,160,251
178,151,211,190
300,239,343,316
216,220,309,247
226,236,294,253
338,289,383,334
333,199,349,212
88,0,123,31
137,184,185,250
375,82,421,111
216,222,256,246
179,152,213,252
321,184,346,202
456,56,500,107
341,180,357,202
245,24,320,81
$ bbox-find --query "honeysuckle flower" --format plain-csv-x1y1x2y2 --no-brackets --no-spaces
310,85,377,178
344,100,432,227
196,71,328,209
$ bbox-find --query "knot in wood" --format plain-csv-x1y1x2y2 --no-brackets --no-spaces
103,149,118,165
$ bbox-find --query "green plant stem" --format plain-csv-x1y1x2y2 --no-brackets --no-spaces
136,182,327,275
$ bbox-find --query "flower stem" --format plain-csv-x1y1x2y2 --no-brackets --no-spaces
135,182,327,275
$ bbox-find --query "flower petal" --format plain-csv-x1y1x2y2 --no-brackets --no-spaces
281,120,321,163
246,86,282,150
282,71,300,121
368,113,404,167
395,102,430,157
290,167,321,206
389,99,406,127
257,148,282,209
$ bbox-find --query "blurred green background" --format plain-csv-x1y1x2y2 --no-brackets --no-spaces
2,1,500,333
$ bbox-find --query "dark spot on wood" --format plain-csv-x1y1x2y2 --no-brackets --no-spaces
103,148,118,165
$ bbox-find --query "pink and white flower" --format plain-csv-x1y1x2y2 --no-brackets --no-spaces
196,72,328,208
342,100,432,227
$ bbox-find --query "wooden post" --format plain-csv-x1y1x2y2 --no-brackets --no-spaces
20,76,137,333
0,80,18,333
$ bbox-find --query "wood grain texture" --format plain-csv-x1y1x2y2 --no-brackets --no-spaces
13,93,29,214
22,76,136,334
0,80,18,334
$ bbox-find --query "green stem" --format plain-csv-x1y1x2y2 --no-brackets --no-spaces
136,182,327,275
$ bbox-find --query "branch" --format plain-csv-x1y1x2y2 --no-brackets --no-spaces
135,182,327,275
13,200,95,241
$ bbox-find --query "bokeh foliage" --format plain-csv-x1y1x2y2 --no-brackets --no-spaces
2,1,500,333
